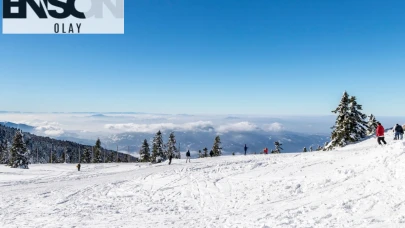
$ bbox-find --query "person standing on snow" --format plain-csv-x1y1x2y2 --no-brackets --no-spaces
168,154,173,165
264,147,268,154
244,144,248,155
209,150,214,157
394,124,403,140
376,122,387,145
76,163,81,171
186,150,191,163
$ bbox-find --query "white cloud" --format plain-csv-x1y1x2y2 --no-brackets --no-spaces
104,121,285,134
263,122,284,131
25,121,65,136
104,121,214,133
216,122,259,133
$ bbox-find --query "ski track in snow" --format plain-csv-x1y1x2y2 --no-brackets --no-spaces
1,132,405,227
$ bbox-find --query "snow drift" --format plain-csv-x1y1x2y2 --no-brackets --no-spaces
1,131,405,227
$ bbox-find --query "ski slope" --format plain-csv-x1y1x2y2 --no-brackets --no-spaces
1,132,405,228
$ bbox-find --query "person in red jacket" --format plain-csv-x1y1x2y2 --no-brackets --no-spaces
376,122,387,145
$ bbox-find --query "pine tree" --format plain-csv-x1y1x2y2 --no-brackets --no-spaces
107,151,114,163
9,130,30,169
303,147,307,152
49,151,58,163
83,148,91,163
0,139,9,164
212,136,222,156
348,96,368,140
326,91,351,150
273,141,283,153
309,146,313,152
139,139,151,162
93,139,102,163
166,132,177,159
151,130,165,162
203,147,208,157
367,114,379,135
326,92,369,150
198,150,202,158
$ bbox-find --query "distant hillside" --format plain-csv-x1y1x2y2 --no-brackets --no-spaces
0,124,136,164
0,122,35,133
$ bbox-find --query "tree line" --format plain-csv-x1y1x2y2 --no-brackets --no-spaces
139,131,224,162
0,124,136,166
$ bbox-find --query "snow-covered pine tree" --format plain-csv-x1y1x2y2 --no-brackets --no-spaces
198,150,202,158
93,139,102,163
9,130,30,169
212,136,222,156
309,146,313,152
151,130,165,162
166,132,177,159
139,139,150,162
326,91,351,150
83,148,91,163
303,147,307,152
273,141,283,153
107,151,114,163
348,96,368,140
367,114,379,135
0,139,9,164
203,147,208,157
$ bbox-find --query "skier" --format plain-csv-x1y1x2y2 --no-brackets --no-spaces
394,124,403,140
303,147,307,152
264,147,268,154
244,144,248,155
186,150,191,163
209,150,214,157
376,122,387,145
168,154,173,165
76,163,81,171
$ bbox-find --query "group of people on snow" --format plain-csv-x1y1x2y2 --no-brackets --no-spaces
375,122,404,145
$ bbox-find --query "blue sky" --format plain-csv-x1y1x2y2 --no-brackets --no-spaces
1,0,405,116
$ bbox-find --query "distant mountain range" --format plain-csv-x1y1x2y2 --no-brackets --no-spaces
102,130,329,156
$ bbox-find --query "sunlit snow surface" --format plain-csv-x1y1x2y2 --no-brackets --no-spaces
1,131,405,228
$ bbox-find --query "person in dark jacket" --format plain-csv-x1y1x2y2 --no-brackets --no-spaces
394,124,404,140
186,150,191,163
376,122,387,145
168,154,173,165
76,163,81,171
244,144,248,155
209,150,214,157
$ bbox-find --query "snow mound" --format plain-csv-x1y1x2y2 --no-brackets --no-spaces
1,131,405,227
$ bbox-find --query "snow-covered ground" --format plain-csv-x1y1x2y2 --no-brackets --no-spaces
1,131,405,228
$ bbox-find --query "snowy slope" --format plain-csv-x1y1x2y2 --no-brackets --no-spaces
1,131,405,228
